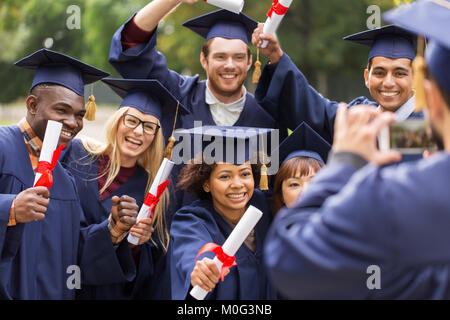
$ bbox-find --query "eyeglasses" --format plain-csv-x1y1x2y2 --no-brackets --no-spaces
122,114,160,135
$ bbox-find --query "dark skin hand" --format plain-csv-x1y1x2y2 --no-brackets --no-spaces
13,186,50,223
110,195,139,231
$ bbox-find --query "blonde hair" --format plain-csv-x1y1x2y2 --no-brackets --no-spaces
80,107,170,252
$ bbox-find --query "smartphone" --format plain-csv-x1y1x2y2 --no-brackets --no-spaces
378,119,438,162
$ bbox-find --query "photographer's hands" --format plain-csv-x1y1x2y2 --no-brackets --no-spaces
332,104,401,166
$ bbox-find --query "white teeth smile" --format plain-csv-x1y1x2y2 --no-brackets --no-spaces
61,130,72,137
125,137,142,146
381,92,399,97
227,193,245,199
222,75,236,79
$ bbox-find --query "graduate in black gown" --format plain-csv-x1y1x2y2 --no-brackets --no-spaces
252,23,422,144
62,79,185,299
169,126,278,300
0,49,139,299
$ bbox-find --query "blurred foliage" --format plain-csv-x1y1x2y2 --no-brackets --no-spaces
0,0,413,103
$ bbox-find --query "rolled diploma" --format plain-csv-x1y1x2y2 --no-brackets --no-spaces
204,0,244,14
33,120,62,186
127,158,174,245
261,0,293,48
190,205,263,300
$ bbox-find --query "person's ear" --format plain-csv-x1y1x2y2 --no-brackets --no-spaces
200,52,208,71
26,95,39,116
364,68,370,89
246,53,253,72
203,180,210,193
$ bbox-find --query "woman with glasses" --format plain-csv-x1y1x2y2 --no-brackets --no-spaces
61,78,184,299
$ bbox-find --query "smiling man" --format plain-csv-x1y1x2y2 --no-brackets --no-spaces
253,24,421,144
0,49,140,300
108,0,281,139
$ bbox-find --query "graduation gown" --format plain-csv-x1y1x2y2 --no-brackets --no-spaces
169,190,277,300
255,53,423,144
0,126,135,300
265,152,450,299
61,138,170,299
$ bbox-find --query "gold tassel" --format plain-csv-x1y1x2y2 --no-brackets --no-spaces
259,136,269,190
413,37,427,112
163,101,180,160
84,84,96,121
252,48,262,84
259,163,269,191
164,136,176,160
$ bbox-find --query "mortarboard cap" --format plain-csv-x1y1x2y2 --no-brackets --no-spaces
173,126,274,165
343,25,416,61
182,9,257,44
101,78,188,120
276,122,331,166
384,0,450,93
14,49,109,97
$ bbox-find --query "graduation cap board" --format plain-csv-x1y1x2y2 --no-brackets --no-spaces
343,25,416,61
15,49,109,97
276,122,331,167
102,78,188,120
182,9,258,44
15,48,109,120
384,0,450,94
173,126,274,164
173,126,276,190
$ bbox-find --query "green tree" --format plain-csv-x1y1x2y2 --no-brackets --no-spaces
0,0,413,103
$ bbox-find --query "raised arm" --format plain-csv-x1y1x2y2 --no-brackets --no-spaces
252,23,339,143
133,0,198,32
108,0,199,104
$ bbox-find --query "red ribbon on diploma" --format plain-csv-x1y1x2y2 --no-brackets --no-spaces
195,243,237,281
34,144,66,190
267,0,289,18
143,179,170,220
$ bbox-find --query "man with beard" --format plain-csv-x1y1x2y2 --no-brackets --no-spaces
263,0,450,299
0,49,139,299
108,0,281,140
108,0,283,212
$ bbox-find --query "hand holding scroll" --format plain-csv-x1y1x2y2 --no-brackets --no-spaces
13,187,50,223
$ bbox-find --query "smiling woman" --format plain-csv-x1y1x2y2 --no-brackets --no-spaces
60,78,181,300
169,126,278,300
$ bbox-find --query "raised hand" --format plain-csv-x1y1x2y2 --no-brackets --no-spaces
332,103,401,166
251,23,284,64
